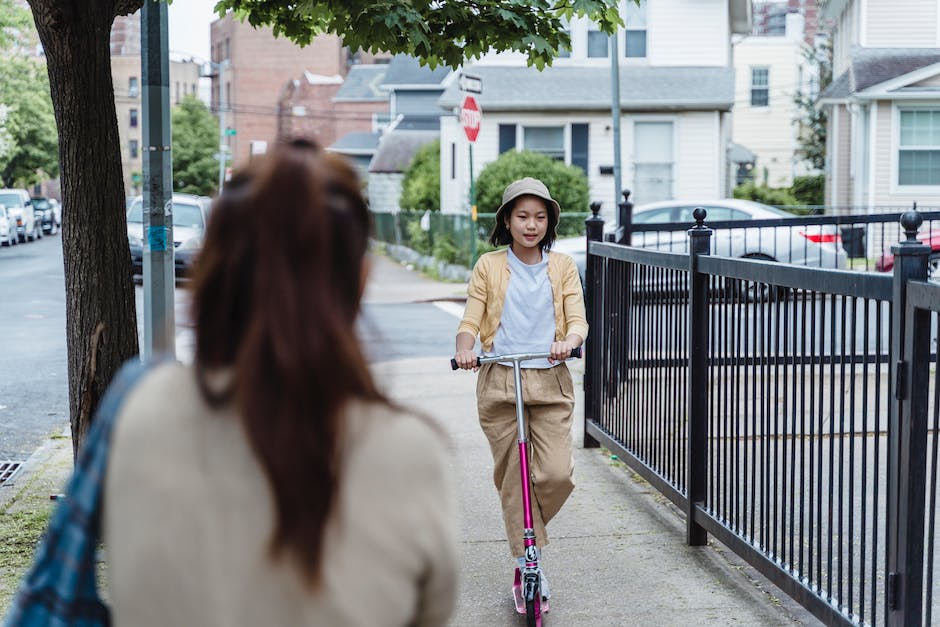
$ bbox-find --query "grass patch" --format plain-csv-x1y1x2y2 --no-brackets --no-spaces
0,506,52,610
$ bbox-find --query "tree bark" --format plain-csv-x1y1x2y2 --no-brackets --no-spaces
28,0,142,458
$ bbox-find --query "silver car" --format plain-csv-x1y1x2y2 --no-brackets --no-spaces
0,204,17,247
554,199,848,279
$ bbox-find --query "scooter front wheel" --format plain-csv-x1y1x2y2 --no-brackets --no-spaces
525,592,541,627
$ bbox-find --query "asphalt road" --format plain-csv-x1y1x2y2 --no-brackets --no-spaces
0,234,69,460
0,237,464,461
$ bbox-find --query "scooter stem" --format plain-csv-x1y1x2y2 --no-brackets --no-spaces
512,360,535,534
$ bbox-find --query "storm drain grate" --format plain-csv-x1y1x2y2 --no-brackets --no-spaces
0,461,23,487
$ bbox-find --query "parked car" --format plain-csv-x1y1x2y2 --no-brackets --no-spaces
0,204,18,247
0,188,39,242
875,229,940,277
126,193,212,277
31,197,60,235
553,199,848,283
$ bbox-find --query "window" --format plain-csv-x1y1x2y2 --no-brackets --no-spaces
129,109,138,128
523,126,565,161
633,207,675,224
624,1,648,58
498,124,516,154
224,38,230,60
750,68,769,107
587,30,608,58
557,27,571,58
128,76,138,98
898,110,940,186
175,81,180,103
129,139,139,159
450,143,456,179
191,83,197,95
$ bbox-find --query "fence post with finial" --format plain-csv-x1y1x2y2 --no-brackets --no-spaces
583,202,604,449
887,207,930,626
686,207,712,546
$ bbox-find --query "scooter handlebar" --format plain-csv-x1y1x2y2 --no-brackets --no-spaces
450,346,582,370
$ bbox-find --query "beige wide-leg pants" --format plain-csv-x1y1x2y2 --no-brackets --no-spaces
476,362,576,557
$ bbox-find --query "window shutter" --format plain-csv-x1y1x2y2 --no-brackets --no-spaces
571,123,589,173
498,124,517,154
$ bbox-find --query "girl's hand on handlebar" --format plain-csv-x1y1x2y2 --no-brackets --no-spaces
454,349,479,371
548,341,574,364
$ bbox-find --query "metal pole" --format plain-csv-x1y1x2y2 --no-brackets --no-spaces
141,0,175,361
469,142,477,263
610,32,622,227
217,61,226,194
687,207,711,546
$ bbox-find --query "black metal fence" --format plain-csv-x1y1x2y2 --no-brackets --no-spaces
584,207,940,625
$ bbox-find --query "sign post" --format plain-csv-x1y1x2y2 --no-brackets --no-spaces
461,94,481,263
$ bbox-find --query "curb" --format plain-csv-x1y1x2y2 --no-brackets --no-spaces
0,427,71,511
382,243,472,283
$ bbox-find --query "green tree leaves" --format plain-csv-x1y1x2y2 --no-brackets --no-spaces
171,95,220,196
214,0,626,70
0,54,58,186
400,139,440,212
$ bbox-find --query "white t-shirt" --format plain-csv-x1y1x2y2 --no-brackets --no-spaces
488,247,556,369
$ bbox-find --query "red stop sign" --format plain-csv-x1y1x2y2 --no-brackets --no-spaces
461,95,481,143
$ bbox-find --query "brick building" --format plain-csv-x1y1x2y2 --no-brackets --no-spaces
277,64,389,151
107,11,203,196
753,0,820,44
209,12,391,168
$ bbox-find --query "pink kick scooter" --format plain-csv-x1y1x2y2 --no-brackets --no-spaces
452,346,582,626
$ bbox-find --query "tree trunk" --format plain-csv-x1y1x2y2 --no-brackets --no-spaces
28,0,142,458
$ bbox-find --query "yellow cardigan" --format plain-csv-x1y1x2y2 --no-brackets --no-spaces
457,248,589,352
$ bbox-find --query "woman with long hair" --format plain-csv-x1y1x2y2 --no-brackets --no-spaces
8,139,457,627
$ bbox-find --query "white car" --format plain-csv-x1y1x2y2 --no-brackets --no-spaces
126,193,211,277
0,204,17,247
554,199,848,280
0,188,40,243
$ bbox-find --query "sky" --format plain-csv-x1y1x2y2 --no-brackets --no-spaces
167,0,218,61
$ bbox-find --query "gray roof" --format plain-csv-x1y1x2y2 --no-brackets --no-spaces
328,131,382,154
821,47,940,100
381,54,451,88
334,65,388,102
368,130,438,174
439,65,735,111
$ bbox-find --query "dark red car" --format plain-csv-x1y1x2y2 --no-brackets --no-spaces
875,228,940,274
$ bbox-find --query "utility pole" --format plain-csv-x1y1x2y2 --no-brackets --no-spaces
141,0,175,360
610,31,623,228
217,60,228,193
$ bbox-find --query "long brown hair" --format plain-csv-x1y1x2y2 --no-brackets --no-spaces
189,138,387,586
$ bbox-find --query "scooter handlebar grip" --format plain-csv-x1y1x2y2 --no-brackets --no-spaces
451,356,482,370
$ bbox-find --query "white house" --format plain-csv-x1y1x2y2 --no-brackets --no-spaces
732,12,817,187
439,0,752,221
819,0,940,210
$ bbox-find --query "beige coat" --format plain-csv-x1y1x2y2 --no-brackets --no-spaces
103,362,457,626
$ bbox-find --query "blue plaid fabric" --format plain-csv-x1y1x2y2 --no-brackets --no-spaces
4,359,152,627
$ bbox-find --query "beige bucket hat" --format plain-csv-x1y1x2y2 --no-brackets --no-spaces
494,177,561,223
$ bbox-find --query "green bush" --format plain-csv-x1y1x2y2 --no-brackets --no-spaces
400,140,440,212
791,174,825,206
432,236,458,264
406,219,431,255
476,150,589,238
733,181,798,207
